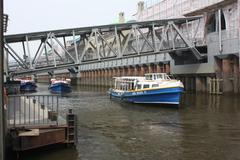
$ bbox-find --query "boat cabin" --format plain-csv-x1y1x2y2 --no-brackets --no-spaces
113,77,139,91
113,73,174,91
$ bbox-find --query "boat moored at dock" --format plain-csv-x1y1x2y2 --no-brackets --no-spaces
109,73,184,105
49,79,72,94
18,79,37,92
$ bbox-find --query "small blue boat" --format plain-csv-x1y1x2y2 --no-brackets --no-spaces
20,79,37,92
50,79,72,94
109,73,184,105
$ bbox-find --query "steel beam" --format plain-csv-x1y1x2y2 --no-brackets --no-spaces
4,43,28,68
52,34,76,63
171,22,204,60
26,36,32,69
5,16,205,76
72,30,79,63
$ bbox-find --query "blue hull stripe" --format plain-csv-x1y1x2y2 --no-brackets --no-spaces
20,82,37,92
50,83,72,94
110,87,183,105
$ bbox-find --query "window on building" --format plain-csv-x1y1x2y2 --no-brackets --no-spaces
206,10,226,34
220,10,226,30
206,14,216,33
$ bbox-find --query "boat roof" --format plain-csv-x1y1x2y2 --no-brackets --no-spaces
114,76,143,79
144,73,168,75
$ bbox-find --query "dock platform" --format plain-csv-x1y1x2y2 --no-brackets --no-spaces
6,94,77,153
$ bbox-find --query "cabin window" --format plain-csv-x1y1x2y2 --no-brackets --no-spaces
143,84,150,89
157,74,163,79
146,75,152,80
152,84,159,88
137,84,142,90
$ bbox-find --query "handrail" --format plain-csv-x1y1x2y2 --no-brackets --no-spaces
7,94,60,128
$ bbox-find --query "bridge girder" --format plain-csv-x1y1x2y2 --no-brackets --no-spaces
4,16,206,77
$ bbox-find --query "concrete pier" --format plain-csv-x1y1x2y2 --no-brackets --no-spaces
222,58,233,93
73,63,185,89
33,57,240,95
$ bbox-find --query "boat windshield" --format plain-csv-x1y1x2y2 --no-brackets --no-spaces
114,78,137,91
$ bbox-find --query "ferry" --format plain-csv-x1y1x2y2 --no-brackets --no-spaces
109,73,184,105
49,79,72,94
19,79,37,92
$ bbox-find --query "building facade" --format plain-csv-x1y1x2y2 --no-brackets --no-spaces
135,0,240,93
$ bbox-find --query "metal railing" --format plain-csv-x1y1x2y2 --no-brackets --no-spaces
7,94,60,128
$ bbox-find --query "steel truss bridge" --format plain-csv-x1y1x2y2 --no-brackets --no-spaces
4,16,206,77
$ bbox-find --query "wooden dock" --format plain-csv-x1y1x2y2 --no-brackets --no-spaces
7,94,77,154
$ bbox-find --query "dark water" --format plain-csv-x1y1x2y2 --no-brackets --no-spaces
20,84,240,160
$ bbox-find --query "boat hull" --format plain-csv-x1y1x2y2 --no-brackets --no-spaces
109,87,183,105
20,82,37,92
50,82,72,94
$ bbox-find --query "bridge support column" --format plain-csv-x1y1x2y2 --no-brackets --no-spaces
116,68,120,77
196,76,207,93
107,69,111,86
123,67,127,76
222,58,233,93
96,70,99,86
134,66,138,76
129,66,133,76
85,71,88,85
125,67,129,76
95,70,98,86
98,70,101,86
93,70,97,85
140,65,145,76
112,68,116,77
120,67,123,76
103,69,106,86
81,71,85,85
90,71,92,85
191,77,196,92
89,71,93,86
70,71,80,85
101,69,105,86
156,64,161,73
185,77,191,92
99,70,101,86
165,63,170,74
103,69,108,86
233,57,239,93
155,64,158,73
88,71,91,85
109,69,113,86
148,64,152,73
92,70,95,86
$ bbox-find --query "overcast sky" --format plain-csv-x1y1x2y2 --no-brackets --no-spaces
4,0,141,34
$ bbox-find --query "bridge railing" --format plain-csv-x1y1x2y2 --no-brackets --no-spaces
7,94,61,128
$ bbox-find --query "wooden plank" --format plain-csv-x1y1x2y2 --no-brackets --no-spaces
18,129,39,137
13,128,66,151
